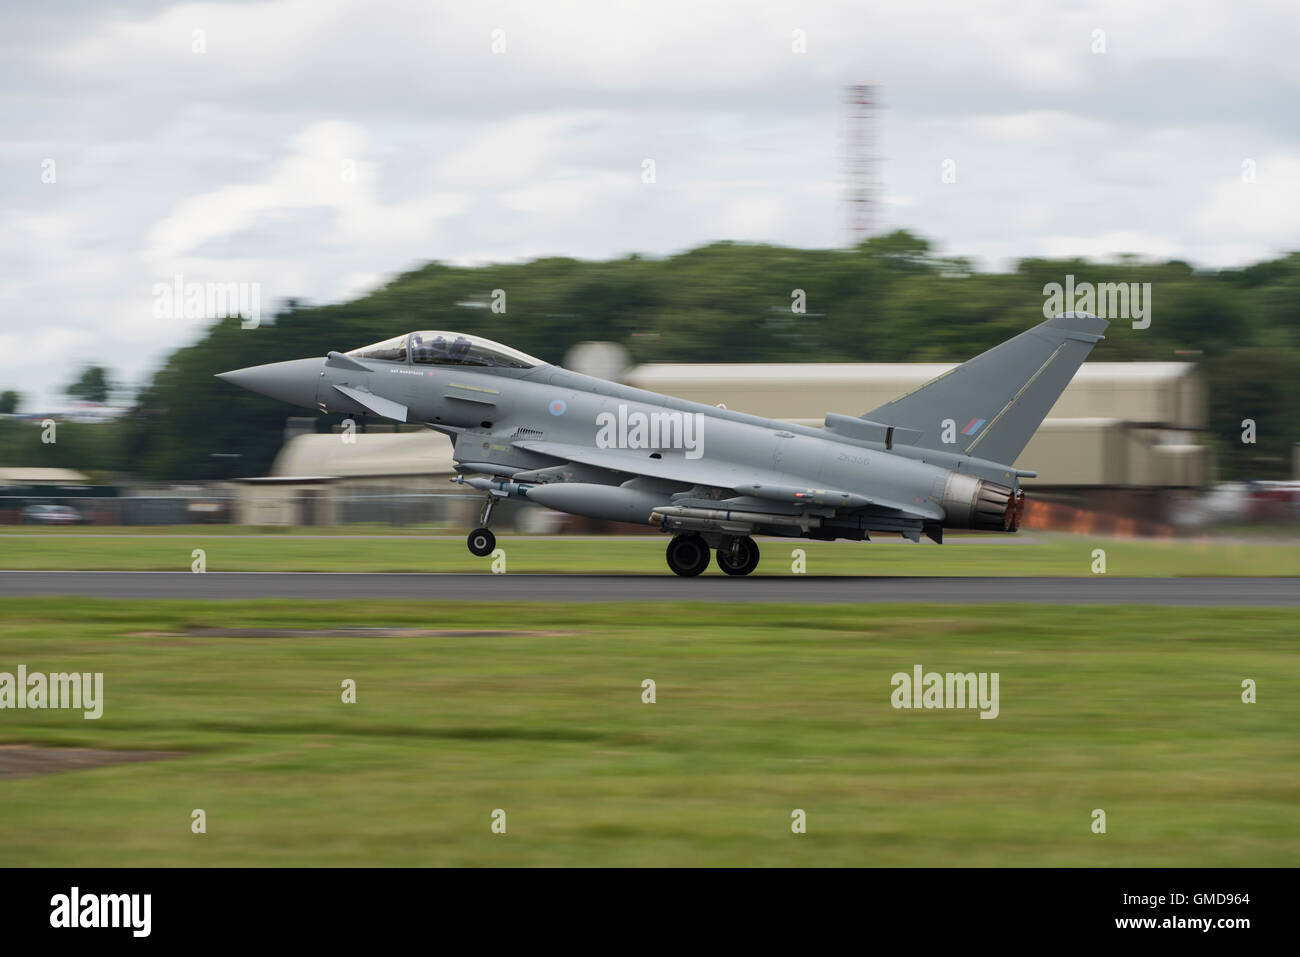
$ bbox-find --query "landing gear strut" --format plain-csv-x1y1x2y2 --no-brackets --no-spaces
716,536,760,576
665,533,711,577
467,496,496,557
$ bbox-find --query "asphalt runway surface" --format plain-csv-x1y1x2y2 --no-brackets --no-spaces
0,571,1295,605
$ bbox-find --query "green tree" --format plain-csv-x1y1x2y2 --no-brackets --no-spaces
66,366,113,404
0,390,20,414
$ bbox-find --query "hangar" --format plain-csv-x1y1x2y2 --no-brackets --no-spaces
624,361,1207,493
228,429,456,526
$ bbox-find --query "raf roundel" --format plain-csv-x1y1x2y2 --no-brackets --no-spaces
548,398,567,416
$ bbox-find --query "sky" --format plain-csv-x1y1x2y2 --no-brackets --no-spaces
3,0,1298,411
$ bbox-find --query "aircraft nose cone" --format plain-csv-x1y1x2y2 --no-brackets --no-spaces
216,357,323,409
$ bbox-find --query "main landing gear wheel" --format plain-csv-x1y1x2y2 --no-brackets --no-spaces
467,527,496,557
666,533,710,577
716,536,760,576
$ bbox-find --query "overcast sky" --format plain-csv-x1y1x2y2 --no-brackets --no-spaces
3,0,1298,410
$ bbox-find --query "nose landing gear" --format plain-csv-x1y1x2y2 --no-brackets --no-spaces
467,496,497,557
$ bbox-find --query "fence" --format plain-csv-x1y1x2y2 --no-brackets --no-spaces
0,491,499,529
0,494,234,526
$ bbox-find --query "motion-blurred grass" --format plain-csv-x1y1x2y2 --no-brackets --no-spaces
0,529,1297,575
0,599,1295,866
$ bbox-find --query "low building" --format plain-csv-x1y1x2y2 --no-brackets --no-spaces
269,430,456,481
227,429,479,526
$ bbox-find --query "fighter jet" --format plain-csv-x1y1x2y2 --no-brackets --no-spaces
218,313,1106,576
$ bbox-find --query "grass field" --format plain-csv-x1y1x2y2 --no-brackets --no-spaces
1,528,1298,576
0,599,1295,866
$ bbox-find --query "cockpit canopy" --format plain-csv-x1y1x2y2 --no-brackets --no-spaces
346,332,544,369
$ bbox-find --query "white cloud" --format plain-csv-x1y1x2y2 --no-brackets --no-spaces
1,0,1298,411
1195,154,1300,245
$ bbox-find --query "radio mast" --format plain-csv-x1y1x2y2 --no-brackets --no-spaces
844,83,879,247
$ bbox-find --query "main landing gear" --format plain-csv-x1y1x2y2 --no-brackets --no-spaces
665,533,710,577
467,496,497,557
716,535,760,576
665,533,761,577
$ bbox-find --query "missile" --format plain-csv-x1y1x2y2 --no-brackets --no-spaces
450,475,533,498
733,483,872,509
648,505,822,533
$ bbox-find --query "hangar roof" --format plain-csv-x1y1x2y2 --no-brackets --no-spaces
628,361,1194,384
270,431,456,479
0,467,90,484
625,362,1205,430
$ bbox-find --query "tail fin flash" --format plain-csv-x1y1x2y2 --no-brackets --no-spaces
863,312,1107,465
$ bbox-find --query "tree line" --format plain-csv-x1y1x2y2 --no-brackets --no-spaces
5,230,1297,481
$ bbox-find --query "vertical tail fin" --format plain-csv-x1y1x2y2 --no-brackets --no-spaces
862,312,1107,465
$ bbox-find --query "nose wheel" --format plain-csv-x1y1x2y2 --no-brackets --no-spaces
467,527,496,557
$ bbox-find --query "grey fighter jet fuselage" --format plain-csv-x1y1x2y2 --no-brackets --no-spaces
218,314,1107,576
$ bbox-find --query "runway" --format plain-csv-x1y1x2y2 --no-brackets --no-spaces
0,571,1295,604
